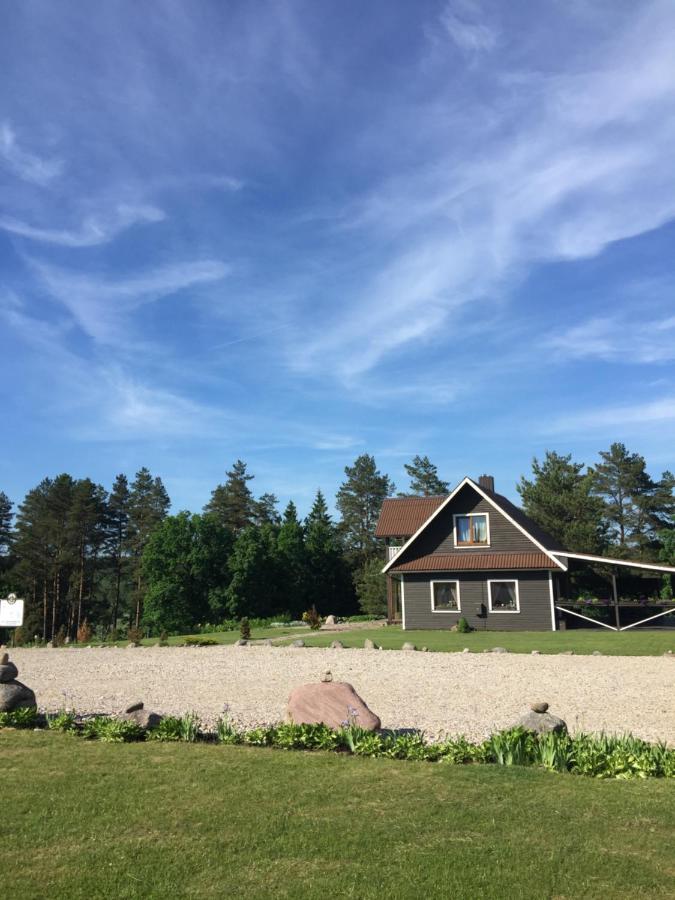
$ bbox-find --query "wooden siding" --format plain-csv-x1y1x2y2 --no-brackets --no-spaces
394,484,540,567
402,570,556,631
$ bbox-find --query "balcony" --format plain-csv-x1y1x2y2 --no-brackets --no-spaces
386,545,402,561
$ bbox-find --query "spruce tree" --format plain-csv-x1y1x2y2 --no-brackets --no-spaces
517,451,606,553
276,501,307,616
224,524,281,618
252,492,281,526
107,474,131,631
401,455,449,496
204,460,255,531
305,490,354,615
336,454,394,565
128,468,170,628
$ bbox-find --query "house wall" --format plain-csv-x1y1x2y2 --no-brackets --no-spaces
395,485,537,565
402,570,556,631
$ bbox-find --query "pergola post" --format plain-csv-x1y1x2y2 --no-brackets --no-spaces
611,573,620,631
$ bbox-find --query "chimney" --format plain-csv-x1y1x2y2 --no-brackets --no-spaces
478,474,495,493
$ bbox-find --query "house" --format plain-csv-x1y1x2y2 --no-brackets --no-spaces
377,475,675,632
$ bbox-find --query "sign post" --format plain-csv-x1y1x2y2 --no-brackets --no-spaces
0,593,25,628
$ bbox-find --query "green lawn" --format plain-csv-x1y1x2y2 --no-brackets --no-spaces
301,626,675,655
2,731,674,899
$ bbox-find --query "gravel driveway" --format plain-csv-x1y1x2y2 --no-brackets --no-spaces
9,645,675,743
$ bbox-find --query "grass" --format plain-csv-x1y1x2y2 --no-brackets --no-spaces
300,626,675,655
2,730,674,899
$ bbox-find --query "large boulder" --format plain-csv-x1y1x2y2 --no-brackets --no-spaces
324,615,337,627
287,681,381,731
0,680,36,713
0,654,36,712
119,701,163,730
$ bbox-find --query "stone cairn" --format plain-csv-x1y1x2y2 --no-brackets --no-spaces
518,702,567,735
0,652,37,713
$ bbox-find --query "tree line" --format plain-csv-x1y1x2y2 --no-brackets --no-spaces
0,443,673,641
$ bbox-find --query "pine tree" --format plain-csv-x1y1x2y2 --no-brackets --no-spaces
517,451,606,553
336,455,394,565
128,468,170,628
276,501,307,616
224,524,281,618
107,474,131,631
204,460,255,531
252,492,281,526
401,455,449,496
305,490,354,615
591,443,675,557
0,491,13,555
66,478,108,635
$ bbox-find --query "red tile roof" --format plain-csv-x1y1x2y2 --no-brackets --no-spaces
390,552,557,572
375,495,447,537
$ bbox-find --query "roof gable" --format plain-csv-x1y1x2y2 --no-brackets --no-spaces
382,477,567,573
375,495,447,538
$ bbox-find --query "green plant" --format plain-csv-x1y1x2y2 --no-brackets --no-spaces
239,617,251,641
127,626,144,646
47,710,78,733
158,629,169,647
242,726,275,746
178,712,201,742
216,716,242,745
76,619,93,643
80,716,145,743
302,605,323,630
0,706,38,729
53,625,67,648
148,716,184,742
486,727,536,767
183,637,219,647
456,617,472,634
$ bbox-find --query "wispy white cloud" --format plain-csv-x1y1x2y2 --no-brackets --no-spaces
548,313,675,364
31,259,229,344
547,396,675,434
0,121,63,185
439,1,498,53
0,203,165,247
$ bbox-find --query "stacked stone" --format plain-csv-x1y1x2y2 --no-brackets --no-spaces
0,652,37,712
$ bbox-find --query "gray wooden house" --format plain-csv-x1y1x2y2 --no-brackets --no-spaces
378,475,675,632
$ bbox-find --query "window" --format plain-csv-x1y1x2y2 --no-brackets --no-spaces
454,513,490,547
431,580,460,613
488,580,520,613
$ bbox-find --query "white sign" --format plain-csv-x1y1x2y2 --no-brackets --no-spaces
0,594,24,627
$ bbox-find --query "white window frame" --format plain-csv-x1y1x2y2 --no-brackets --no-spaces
488,579,520,614
430,579,461,614
453,512,491,549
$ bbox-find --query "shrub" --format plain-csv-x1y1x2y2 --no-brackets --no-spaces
76,619,93,644
127,626,144,646
183,637,219,647
302,605,323,630
216,716,242,745
11,626,27,647
456,617,472,634
148,716,184,742
158,630,169,647
239,617,251,641
53,625,67,648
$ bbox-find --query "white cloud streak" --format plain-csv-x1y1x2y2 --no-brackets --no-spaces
547,396,675,434
0,204,165,246
548,314,675,364
439,1,498,52
0,121,63,185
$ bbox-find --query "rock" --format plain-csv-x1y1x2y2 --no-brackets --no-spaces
462,648,470,653
491,647,508,654
421,646,428,652
531,650,540,655
0,680,37,713
401,642,416,651
0,660,19,683
592,650,602,656
287,681,381,731
518,707,567,735
46,642,53,649
235,639,248,646
126,642,137,648
663,650,673,657
364,639,376,649
324,615,337,627
321,671,333,683
562,650,575,655
124,701,144,714
0,652,7,664
330,640,344,649
291,639,305,648
449,624,458,632
531,702,549,714
261,639,273,646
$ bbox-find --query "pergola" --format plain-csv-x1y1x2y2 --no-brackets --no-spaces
553,552,675,631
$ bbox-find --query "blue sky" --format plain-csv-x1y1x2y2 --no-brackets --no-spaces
2,0,675,515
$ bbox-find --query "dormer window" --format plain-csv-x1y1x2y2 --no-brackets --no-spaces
454,513,490,547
